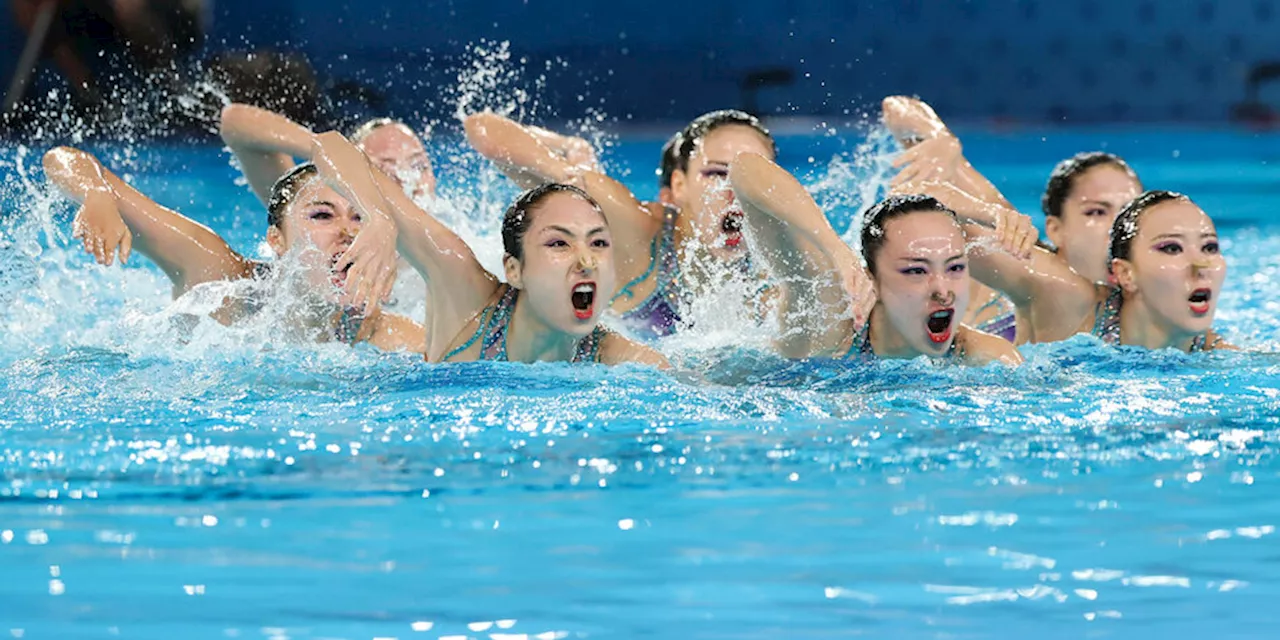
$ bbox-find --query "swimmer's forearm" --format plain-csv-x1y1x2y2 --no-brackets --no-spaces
43,147,250,289
219,104,315,158
43,146,113,202
311,132,487,284
464,112,574,187
730,153,850,260
882,96,950,141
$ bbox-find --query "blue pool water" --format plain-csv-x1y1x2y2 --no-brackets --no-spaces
3,127,1280,639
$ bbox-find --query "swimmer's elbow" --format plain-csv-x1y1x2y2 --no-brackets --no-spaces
218,104,252,142
463,112,507,157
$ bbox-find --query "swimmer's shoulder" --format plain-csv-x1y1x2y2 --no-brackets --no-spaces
366,311,428,355
1204,329,1238,352
599,330,671,369
957,325,1024,366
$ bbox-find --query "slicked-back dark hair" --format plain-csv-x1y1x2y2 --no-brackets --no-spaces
674,110,776,173
1042,152,1141,219
502,183,604,260
267,162,319,228
860,194,960,276
1108,190,1191,272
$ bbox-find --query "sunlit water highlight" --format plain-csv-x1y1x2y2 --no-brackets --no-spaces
3,128,1280,639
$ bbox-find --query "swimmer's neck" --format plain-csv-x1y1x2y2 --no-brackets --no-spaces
1118,293,1200,351
505,292,583,362
868,304,926,359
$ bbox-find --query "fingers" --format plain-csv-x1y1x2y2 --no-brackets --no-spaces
120,228,133,265
891,147,918,168
1019,219,1038,259
890,164,919,186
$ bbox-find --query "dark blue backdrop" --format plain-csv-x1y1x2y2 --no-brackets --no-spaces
3,0,1280,125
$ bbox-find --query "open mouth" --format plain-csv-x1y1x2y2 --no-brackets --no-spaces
1188,288,1212,315
330,254,352,287
571,282,596,320
926,308,955,344
721,212,744,248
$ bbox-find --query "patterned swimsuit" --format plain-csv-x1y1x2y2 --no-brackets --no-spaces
611,204,682,339
443,286,606,363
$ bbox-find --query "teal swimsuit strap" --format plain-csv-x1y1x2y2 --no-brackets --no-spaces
443,287,509,361
844,311,962,360
612,205,678,303
572,326,608,363
971,291,1012,317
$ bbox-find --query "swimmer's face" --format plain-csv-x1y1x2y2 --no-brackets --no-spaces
870,211,970,357
504,191,617,338
1045,164,1141,283
268,179,362,294
358,125,436,200
1112,200,1224,339
670,124,774,263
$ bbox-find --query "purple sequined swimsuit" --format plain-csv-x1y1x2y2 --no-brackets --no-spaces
612,205,682,339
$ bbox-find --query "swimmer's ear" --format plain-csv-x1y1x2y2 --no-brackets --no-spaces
670,168,688,206
657,186,674,206
503,254,524,289
267,225,286,257
1044,216,1063,250
1111,258,1135,292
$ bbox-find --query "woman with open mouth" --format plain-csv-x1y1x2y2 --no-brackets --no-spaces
882,97,1146,345
42,147,426,352
926,187,1234,352
728,152,1023,366
307,131,669,367
464,109,776,339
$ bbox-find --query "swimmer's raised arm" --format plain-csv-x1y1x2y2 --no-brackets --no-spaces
730,152,868,358
309,132,498,358
220,104,316,204
465,111,660,277
42,146,252,295
463,111,591,188
883,96,1015,209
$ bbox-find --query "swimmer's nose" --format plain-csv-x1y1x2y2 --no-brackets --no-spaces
576,250,597,273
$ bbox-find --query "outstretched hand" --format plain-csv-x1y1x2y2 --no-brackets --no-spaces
890,134,962,187
71,191,132,266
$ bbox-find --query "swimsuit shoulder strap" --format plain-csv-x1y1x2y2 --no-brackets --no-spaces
1091,287,1123,345
843,317,874,360
444,286,518,361
613,204,680,303
572,325,609,364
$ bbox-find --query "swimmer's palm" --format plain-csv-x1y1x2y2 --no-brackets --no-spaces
72,193,132,266
336,218,397,312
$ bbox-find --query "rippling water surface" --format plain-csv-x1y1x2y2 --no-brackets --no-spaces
3,130,1280,639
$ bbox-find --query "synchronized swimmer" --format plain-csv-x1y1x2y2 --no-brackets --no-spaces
39,94,1237,367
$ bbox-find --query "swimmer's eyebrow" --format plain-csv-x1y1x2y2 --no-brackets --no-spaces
899,254,965,264
703,160,730,168
304,200,338,208
542,224,580,237
1082,199,1115,207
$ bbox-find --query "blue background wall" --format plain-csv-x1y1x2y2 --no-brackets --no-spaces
4,0,1280,124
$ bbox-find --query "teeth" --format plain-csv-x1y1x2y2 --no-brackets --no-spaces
930,310,952,319
574,284,594,293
